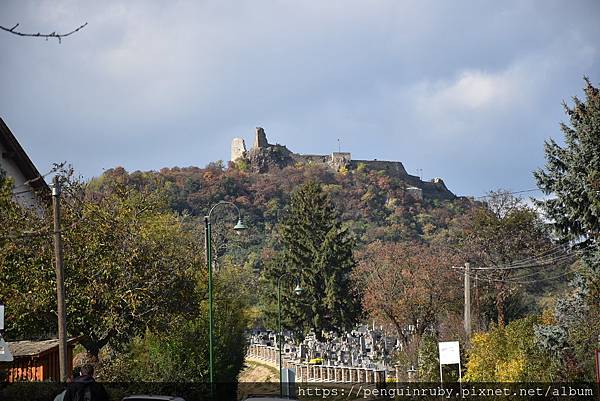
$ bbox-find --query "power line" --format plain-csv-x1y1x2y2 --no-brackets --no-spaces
454,267,574,285
0,216,87,241
475,188,542,199
10,165,64,190
468,252,576,271
452,242,589,272
11,186,47,196
450,243,585,286
478,263,565,281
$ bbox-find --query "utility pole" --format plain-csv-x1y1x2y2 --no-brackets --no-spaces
464,262,471,339
52,176,68,381
474,271,480,331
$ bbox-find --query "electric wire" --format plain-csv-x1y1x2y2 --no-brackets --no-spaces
468,251,576,271
455,268,574,285
0,216,87,241
10,166,60,190
475,188,542,199
0,185,88,241
462,242,591,271
449,242,590,285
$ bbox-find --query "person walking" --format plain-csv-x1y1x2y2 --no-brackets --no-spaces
63,364,109,401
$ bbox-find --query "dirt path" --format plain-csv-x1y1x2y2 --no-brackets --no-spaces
239,359,279,382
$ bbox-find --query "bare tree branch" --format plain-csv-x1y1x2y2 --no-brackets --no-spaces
0,22,88,43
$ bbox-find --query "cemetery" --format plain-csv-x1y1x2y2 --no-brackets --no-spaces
246,324,421,382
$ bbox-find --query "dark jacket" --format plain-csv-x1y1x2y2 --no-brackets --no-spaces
63,375,110,401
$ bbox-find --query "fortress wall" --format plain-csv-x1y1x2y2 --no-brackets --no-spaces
350,160,409,176
417,180,455,200
295,154,330,163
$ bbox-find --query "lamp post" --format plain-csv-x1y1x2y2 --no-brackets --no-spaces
277,272,303,397
204,201,247,386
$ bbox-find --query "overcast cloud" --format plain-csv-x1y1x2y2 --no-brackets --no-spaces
1,0,599,196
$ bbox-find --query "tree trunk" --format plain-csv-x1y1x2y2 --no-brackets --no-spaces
495,288,507,327
79,334,111,364
80,338,101,363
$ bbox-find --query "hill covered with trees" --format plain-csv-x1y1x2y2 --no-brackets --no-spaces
93,159,474,260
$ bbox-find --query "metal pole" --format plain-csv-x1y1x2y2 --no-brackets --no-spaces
464,262,471,339
52,176,68,382
204,216,214,386
458,360,463,395
475,270,480,331
278,278,283,397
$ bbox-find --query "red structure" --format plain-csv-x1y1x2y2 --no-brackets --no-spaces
0,338,78,382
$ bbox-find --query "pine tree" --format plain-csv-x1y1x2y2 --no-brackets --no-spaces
264,181,361,341
534,77,600,244
533,78,600,380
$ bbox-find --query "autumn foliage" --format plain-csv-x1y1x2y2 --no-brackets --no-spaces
354,241,462,345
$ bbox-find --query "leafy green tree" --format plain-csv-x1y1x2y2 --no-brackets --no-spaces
0,174,202,360
533,78,600,380
0,171,57,339
98,262,253,383
263,181,361,340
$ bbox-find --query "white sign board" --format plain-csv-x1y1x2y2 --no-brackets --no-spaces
438,341,460,365
0,304,4,331
0,337,13,362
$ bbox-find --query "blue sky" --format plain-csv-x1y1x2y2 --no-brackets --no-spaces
1,0,599,197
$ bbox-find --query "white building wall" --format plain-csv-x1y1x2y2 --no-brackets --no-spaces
0,140,42,209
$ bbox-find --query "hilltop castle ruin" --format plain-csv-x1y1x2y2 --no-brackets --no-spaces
231,127,454,200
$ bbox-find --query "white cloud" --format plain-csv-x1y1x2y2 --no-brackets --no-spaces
410,68,525,137
426,70,514,110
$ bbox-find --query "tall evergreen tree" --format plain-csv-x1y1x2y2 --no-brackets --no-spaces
264,181,361,341
533,78,600,380
534,77,600,244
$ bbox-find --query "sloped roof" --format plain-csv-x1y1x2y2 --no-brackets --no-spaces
7,338,79,357
0,117,51,198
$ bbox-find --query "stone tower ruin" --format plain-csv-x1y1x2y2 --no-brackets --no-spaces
253,127,269,149
231,137,246,162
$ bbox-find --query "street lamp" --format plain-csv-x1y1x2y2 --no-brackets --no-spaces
204,201,247,386
277,272,304,397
